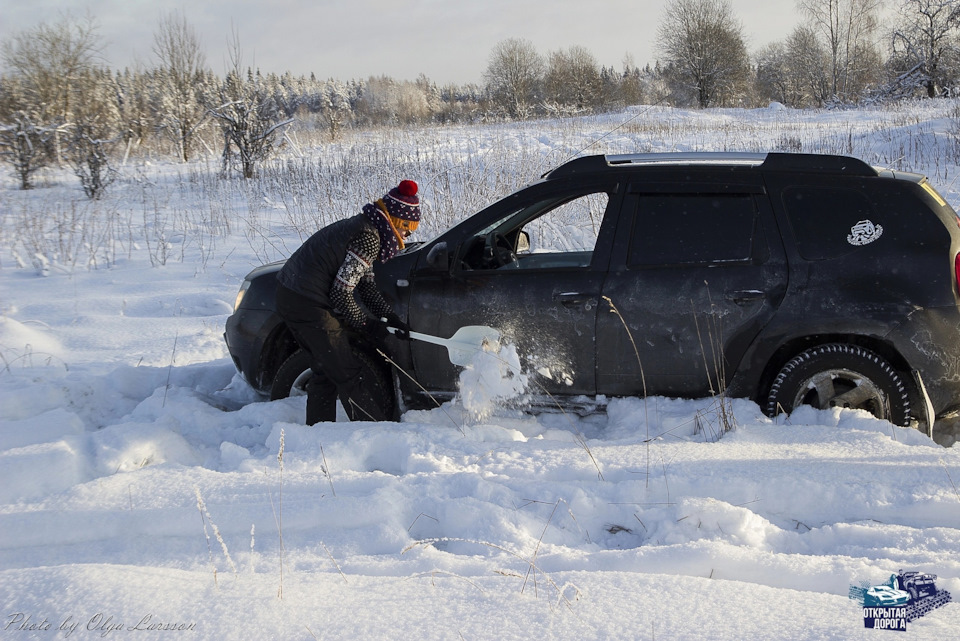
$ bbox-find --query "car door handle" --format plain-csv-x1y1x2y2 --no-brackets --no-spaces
725,289,766,304
555,292,593,308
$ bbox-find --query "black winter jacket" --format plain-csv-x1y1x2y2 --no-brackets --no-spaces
276,214,393,328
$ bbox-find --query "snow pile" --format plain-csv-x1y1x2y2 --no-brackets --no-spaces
1,360,957,639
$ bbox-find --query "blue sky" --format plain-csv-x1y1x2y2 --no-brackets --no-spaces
1,1,810,84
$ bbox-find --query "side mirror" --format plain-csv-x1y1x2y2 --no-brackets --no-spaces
516,230,531,253
425,241,449,271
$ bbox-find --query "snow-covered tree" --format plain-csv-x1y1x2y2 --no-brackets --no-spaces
483,38,545,118
207,33,292,178
67,68,120,198
152,11,209,162
755,26,832,107
0,108,58,189
0,13,104,164
321,79,353,140
544,45,603,113
209,70,292,178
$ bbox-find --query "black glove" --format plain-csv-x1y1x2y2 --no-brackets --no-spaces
382,313,412,341
365,319,390,346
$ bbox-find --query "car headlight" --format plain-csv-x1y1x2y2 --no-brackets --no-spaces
233,280,251,312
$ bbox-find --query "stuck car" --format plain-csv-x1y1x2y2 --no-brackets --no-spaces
225,152,960,435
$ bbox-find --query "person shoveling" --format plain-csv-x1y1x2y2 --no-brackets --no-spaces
276,180,423,424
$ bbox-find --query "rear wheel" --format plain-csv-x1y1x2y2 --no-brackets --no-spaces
269,347,397,419
766,344,911,426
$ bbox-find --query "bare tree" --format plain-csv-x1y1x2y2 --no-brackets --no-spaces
656,0,751,108
1,13,104,163
797,0,883,101
788,26,833,106
67,68,120,198
483,38,545,118
152,10,209,161
756,25,834,107
755,42,795,105
207,30,292,178
892,0,960,97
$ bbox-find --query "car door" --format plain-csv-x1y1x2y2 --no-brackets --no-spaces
596,174,788,397
405,179,623,398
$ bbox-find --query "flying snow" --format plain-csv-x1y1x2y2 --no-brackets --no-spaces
457,337,528,421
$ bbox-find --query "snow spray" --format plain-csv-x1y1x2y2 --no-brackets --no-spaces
457,336,528,421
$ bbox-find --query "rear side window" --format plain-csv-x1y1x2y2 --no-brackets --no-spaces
628,194,759,266
782,186,875,260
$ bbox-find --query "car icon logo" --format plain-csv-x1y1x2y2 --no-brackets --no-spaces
848,219,883,246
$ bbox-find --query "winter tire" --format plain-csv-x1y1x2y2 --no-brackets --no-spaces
346,347,398,420
270,348,314,400
269,347,397,419
766,344,911,426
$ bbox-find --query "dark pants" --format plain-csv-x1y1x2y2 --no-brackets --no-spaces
276,285,389,424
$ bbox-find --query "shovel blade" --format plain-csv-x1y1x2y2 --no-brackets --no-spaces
405,325,502,367
445,326,501,366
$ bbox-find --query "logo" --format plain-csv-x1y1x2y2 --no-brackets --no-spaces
849,569,952,631
847,219,883,246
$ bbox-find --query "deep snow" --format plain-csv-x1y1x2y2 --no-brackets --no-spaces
2,103,960,640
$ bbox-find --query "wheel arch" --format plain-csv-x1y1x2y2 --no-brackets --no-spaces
750,333,917,409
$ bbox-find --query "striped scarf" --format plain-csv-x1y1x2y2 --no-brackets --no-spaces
362,201,404,262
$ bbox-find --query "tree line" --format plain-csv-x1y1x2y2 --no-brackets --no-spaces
2,1,960,195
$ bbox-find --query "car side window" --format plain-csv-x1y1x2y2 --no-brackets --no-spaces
781,186,874,260
627,194,759,266
462,191,609,270
521,192,608,254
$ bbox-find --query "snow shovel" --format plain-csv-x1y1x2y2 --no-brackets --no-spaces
387,324,501,367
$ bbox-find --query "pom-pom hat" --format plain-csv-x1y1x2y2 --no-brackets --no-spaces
382,180,420,232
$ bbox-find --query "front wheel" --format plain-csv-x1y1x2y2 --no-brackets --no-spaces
269,347,398,420
766,344,911,427
270,348,314,400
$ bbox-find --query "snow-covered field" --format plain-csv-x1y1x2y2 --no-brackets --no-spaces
2,103,960,640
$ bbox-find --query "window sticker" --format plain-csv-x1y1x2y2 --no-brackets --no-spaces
847,219,883,246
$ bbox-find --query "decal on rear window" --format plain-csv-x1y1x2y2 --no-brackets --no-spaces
847,219,883,246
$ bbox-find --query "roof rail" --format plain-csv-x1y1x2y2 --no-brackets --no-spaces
542,151,878,179
606,152,768,166
542,152,767,178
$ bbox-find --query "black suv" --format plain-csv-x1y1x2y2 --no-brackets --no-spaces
224,152,960,435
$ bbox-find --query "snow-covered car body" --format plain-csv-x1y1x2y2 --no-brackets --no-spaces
224,152,960,432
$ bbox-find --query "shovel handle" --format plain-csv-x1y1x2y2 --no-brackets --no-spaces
385,321,499,366
389,328,453,349
387,326,477,352
385,324,444,345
